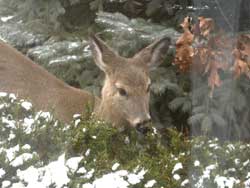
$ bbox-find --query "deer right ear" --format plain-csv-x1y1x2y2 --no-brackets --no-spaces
133,37,171,71
89,35,117,73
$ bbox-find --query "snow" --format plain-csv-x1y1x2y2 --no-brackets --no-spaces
22,144,31,150
9,93,17,100
227,168,236,172
204,165,216,178
144,180,156,188
127,169,147,185
0,92,7,97
0,103,5,109
84,168,95,179
2,116,16,129
245,178,250,188
82,169,147,188
243,159,250,167
194,160,200,167
0,15,14,22
42,154,70,187
112,163,120,171
2,181,11,188
77,167,87,174
89,172,129,188
1,93,250,188
0,168,5,178
82,183,93,188
5,145,20,161
36,111,51,121
73,114,81,118
173,174,181,180
17,166,43,188
172,162,183,174
227,144,235,151
8,132,16,141
234,158,240,165
116,170,129,176
85,149,91,156
10,153,34,167
74,119,81,126
195,164,217,187
11,182,25,188
124,136,130,144
214,175,240,188
21,101,32,110
181,179,189,186
17,154,70,187
209,143,219,149
66,156,83,172
23,117,35,134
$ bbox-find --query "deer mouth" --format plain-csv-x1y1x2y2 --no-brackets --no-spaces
135,124,151,134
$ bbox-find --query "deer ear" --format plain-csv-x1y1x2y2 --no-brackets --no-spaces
133,37,171,70
89,35,117,73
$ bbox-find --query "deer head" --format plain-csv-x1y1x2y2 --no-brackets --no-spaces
90,35,170,131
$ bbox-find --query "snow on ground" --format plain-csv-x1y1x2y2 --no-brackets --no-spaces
82,168,147,188
172,162,183,174
21,101,32,111
17,154,70,188
10,152,36,167
1,93,250,188
0,15,14,22
214,175,240,188
0,168,5,178
145,180,157,188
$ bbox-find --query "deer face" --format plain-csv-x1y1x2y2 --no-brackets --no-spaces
90,35,170,130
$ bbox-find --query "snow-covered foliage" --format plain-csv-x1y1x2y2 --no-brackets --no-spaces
0,92,250,188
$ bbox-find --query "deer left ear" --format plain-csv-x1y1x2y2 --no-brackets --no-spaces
89,34,118,73
133,37,171,70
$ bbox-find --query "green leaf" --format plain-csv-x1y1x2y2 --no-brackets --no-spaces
182,100,192,113
188,113,205,126
169,97,186,111
146,0,162,16
192,106,205,114
211,113,227,127
234,90,246,111
201,116,213,133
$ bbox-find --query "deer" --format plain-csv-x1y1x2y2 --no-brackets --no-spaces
0,35,170,131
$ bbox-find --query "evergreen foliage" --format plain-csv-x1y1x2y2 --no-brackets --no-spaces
1,0,250,139
0,94,250,187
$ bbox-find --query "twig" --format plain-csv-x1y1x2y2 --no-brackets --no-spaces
214,0,234,32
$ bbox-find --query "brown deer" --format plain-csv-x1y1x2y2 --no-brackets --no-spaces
0,35,170,130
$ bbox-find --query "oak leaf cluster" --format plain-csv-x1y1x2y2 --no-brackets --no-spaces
173,16,250,96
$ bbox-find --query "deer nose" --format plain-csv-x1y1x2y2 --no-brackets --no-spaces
134,116,151,134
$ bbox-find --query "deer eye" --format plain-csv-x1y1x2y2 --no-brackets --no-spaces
118,88,127,97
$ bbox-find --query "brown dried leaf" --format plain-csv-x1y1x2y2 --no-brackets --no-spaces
173,17,250,97
233,49,250,78
174,44,194,72
207,60,224,97
174,17,194,72
198,17,214,38
177,17,194,45
238,34,250,57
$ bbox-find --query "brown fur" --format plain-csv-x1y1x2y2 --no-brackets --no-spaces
0,41,98,123
0,36,170,127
